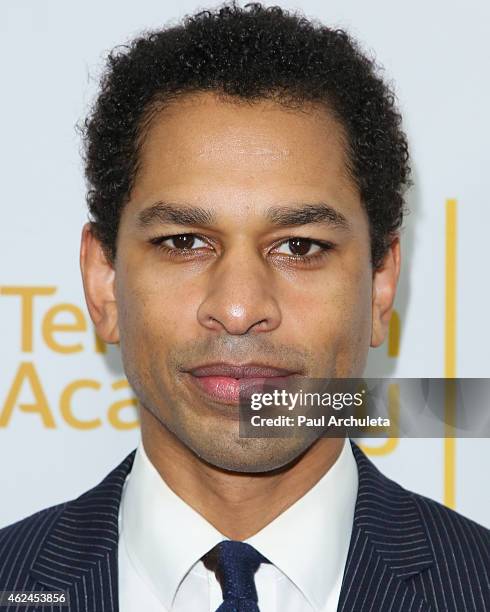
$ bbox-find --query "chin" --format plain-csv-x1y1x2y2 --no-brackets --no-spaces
190,435,314,474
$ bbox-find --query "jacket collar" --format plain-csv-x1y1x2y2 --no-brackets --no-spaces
337,442,434,611
349,441,434,578
29,441,434,610
29,450,136,599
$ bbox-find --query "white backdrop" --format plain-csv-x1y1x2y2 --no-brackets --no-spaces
0,0,488,529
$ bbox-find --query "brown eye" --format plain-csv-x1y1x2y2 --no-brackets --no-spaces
152,233,209,250
170,234,196,249
275,238,322,257
288,238,313,256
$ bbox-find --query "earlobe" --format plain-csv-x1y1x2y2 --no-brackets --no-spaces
79,223,120,344
370,238,401,348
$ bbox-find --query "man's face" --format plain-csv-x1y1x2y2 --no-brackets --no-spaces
83,92,398,472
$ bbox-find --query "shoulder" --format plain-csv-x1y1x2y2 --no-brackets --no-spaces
0,501,67,590
408,486,489,562
379,465,489,577
350,440,489,576
0,500,66,552
0,449,136,566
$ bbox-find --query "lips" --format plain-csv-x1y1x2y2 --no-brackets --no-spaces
189,363,295,378
186,363,298,404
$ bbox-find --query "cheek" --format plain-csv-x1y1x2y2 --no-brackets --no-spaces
116,263,201,350
327,265,373,373
285,261,372,357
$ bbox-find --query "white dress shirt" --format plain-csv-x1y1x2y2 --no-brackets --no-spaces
118,437,358,612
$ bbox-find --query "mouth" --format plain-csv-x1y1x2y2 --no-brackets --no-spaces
184,363,299,405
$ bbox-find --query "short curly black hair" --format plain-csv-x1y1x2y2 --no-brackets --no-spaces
82,1,410,269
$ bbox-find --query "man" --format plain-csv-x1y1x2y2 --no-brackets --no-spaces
0,3,488,611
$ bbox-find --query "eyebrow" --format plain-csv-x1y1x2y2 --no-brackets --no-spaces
265,203,350,230
136,201,350,231
137,202,215,227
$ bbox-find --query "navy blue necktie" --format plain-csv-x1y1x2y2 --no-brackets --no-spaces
203,540,270,611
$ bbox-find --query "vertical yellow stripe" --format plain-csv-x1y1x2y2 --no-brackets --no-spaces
444,198,457,508
388,310,400,357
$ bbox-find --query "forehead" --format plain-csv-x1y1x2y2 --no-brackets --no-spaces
130,91,359,215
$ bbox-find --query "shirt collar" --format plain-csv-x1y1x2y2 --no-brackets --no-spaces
120,437,358,611
246,437,358,610
120,439,225,609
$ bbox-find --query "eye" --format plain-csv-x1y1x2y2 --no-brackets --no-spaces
150,233,209,250
273,238,325,257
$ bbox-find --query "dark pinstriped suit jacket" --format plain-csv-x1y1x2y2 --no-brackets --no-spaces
0,441,488,611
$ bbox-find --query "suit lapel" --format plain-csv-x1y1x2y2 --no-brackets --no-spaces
28,450,136,612
337,441,434,611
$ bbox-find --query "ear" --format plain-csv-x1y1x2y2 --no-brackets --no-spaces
80,223,119,344
370,237,401,347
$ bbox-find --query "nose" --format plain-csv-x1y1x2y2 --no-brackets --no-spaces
197,249,282,335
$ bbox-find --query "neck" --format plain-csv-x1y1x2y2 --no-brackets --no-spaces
140,409,344,540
